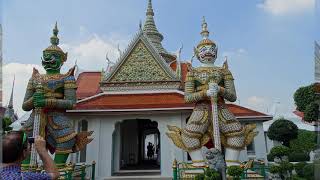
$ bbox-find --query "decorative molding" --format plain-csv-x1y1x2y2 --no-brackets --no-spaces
102,30,178,86
67,107,194,113
77,90,185,103
100,81,181,92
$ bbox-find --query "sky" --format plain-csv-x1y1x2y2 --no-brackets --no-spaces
0,0,317,117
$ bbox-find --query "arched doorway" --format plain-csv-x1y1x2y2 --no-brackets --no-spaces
112,119,160,173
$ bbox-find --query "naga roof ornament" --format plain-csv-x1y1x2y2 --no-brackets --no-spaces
43,22,68,62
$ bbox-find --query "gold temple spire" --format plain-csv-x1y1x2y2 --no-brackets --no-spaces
142,0,175,62
50,21,59,46
201,16,210,39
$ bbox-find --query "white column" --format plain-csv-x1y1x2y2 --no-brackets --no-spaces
156,113,184,177
97,119,115,179
86,117,101,178
254,123,267,162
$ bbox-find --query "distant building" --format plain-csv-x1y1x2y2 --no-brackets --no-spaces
3,78,18,122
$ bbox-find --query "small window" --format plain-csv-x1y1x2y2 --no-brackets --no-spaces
247,140,255,155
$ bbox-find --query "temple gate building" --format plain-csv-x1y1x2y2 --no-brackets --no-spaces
65,1,272,179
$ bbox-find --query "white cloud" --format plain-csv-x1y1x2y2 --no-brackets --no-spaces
222,48,247,59
247,96,267,106
3,63,45,117
245,96,270,113
61,33,128,71
257,0,315,15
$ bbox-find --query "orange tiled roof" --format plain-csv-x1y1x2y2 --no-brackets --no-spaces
170,61,190,83
76,72,102,99
293,110,304,119
74,92,270,118
227,104,268,117
75,93,192,110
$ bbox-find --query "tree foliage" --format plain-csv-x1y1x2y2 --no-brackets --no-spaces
268,146,290,160
267,118,298,147
227,166,243,180
294,84,318,112
290,130,316,154
294,162,307,177
304,102,319,122
2,117,13,134
194,168,221,180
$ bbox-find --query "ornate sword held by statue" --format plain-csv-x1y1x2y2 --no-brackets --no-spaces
210,81,222,151
29,83,44,170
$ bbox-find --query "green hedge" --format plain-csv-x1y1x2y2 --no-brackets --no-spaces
302,164,314,180
227,166,243,180
194,168,221,180
294,162,307,177
269,162,293,175
269,165,282,174
288,152,309,162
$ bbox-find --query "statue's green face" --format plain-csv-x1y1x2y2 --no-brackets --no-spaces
42,51,63,74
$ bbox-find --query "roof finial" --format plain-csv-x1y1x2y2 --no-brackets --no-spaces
146,0,154,16
50,21,59,46
139,20,142,30
223,56,229,69
200,16,210,39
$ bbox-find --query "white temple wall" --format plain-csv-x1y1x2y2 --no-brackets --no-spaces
68,113,268,179
70,115,116,179
68,112,188,179
152,112,187,177
239,121,267,162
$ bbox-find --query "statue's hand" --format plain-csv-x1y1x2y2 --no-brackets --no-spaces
33,92,45,108
207,82,220,97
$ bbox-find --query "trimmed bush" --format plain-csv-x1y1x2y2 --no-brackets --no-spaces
227,166,243,180
267,153,274,162
204,168,220,180
302,164,314,179
269,165,281,174
279,161,294,172
294,84,318,112
290,130,317,154
194,168,220,180
304,102,319,122
288,152,309,162
268,146,290,160
267,119,298,147
294,162,307,177
194,173,205,180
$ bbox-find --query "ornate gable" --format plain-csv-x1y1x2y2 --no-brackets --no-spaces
101,31,181,92
110,40,172,82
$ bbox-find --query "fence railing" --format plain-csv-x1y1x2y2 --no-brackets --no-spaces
172,159,269,180
60,161,96,180
22,161,96,180
172,159,206,180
